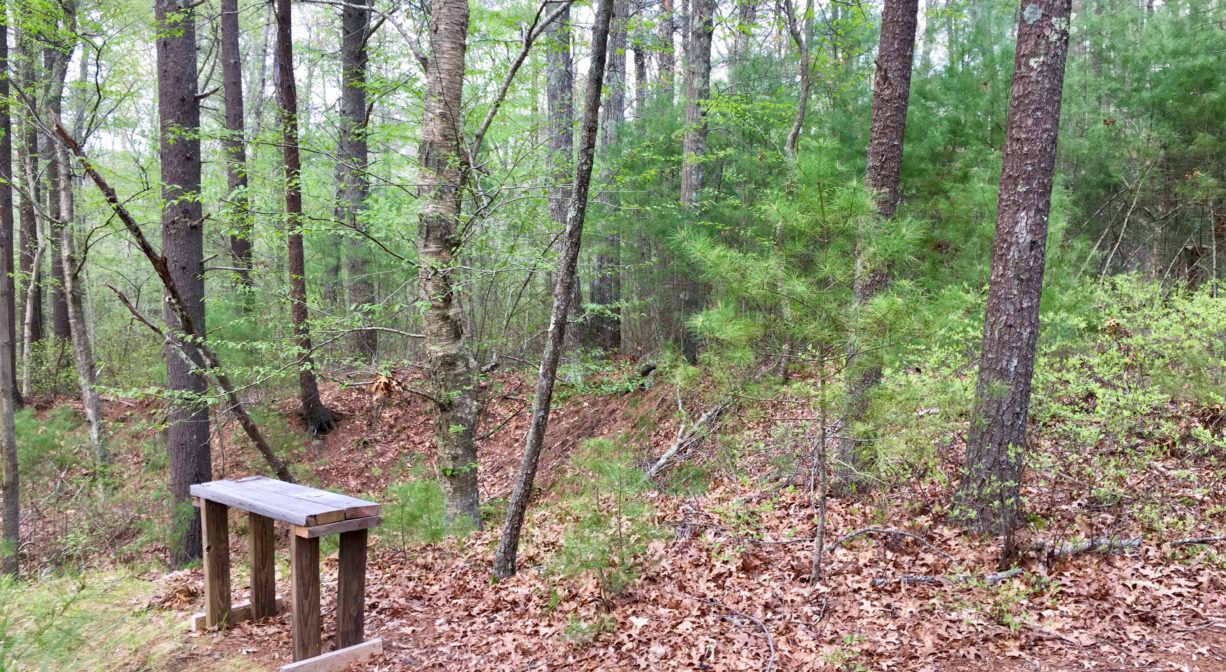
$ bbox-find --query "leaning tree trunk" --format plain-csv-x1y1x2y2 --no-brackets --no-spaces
837,0,918,492
417,0,480,530
955,0,1071,535
493,0,615,580
336,0,377,361
586,0,626,352
56,147,106,465
275,0,336,435
156,0,212,566
220,0,254,294
1,2,19,576
677,0,714,364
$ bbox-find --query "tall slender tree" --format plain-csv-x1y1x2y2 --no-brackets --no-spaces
275,0,335,435
587,0,626,352
678,0,713,363
15,24,40,359
56,147,105,465
544,1,574,298
955,0,1072,534
494,0,615,579
838,0,919,489
1,0,20,577
656,0,674,92
417,0,480,529
41,1,76,343
156,0,211,565
336,0,377,361
220,0,253,293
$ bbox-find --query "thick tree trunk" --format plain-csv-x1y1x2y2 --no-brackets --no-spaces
275,0,336,435
336,0,377,361
42,29,75,343
678,0,714,363
0,4,20,576
955,0,1071,535
417,0,480,530
545,6,580,310
16,28,41,358
221,0,254,294
587,0,626,352
493,0,615,580
56,149,106,465
656,0,675,92
156,0,212,566
837,0,918,491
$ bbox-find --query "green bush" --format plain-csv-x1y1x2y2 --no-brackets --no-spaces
552,438,659,596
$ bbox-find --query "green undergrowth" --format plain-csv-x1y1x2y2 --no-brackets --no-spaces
0,571,180,671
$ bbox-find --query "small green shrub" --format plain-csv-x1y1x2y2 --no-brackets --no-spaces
381,470,470,548
552,438,659,596
16,406,85,475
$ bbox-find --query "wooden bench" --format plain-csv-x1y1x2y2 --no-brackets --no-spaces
190,476,383,672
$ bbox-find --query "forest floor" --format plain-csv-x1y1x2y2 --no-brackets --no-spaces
15,363,1226,671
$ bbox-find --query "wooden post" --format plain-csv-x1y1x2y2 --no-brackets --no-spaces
291,534,321,661
249,512,276,619
336,529,368,648
201,500,232,629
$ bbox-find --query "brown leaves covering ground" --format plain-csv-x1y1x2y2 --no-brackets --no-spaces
137,372,1226,670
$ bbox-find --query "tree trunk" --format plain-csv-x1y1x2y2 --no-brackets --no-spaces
275,0,336,435
656,0,675,92
783,0,814,160
156,0,212,566
417,0,480,530
221,0,254,294
731,0,758,66
678,0,714,364
0,2,20,576
56,148,106,465
545,4,579,311
493,0,615,580
955,0,1071,535
587,0,626,352
42,23,76,343
837,0,918,491
16,27,41,359
336,0,377,361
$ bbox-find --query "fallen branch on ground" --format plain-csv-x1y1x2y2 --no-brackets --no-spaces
871,567,1023,588
1035,536,1142,559
646,399,731,480
829,527,956,562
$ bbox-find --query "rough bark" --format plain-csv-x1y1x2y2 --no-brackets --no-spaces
587,0,626,352
156,0,212,566
1,3,19,576
336,0,377,361
678,0,714,364
417,0,480,530
656,0,675,92
544,4,580,313
220,0,254,293
16,27,40,356
955,0,1071,535
275,0,335,435
493,0,615,580
41,11,76,343
782,0,814,160
56,147,106,465
837,0,918,491
731,0,758,66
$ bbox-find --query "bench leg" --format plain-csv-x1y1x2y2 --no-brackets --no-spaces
249,513,277,619
291,535,320,661
336,529,368,648
202,500,231,629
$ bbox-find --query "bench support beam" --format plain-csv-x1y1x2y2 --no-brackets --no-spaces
336,529,368,648
291,534,321,661
202,500,231,629
249,513,277,619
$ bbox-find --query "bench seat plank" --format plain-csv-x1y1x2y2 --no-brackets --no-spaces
234,476,380,519
190,480,346,526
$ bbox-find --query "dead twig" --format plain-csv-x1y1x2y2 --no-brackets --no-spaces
870,567,1023,588
830,527,956,563
664,590,776,672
